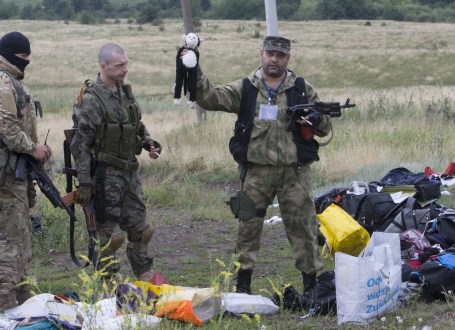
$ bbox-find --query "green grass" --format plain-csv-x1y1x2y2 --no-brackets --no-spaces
3,18,455,329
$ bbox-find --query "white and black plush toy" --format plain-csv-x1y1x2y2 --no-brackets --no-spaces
174,33,201,109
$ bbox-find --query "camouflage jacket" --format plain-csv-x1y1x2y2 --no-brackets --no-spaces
0,56,38,176
196,67,332,166
72,75,152,184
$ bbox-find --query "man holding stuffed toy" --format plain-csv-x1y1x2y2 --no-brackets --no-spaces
0,31,52,312
194,36,332,294
71,43,161,284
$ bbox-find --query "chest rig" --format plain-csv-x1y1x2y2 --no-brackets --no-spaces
84,80,144,172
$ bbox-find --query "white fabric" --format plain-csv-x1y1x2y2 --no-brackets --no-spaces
335,232,402,325
5,294,82,328
221,293,279,314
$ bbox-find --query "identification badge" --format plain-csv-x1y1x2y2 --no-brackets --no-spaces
259,104,278,120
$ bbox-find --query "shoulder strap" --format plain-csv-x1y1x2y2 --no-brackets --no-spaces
83,80,109,114
1,70,29,118
287,76,308,106
238,77,257,124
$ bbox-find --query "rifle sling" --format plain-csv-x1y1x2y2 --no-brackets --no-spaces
63,137,96,268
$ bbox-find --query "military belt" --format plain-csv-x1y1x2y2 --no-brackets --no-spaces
96,151,139,172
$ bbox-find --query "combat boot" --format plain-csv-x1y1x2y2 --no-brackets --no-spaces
302,272,317,294
235,269,253,294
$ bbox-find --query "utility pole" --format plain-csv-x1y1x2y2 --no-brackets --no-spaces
181,0,194,34
264,0,279,36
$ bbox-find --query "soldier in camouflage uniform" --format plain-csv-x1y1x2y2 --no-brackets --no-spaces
71,43,161,282
0,31,52,312
194,36,332,294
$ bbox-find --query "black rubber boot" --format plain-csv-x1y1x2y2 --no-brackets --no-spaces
302,272,317,294
235,269,253,294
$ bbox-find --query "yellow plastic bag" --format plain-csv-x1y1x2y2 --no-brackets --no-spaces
318,203,370,258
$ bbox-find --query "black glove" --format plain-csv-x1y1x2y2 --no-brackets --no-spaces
142,140,162,151
305,108,323,126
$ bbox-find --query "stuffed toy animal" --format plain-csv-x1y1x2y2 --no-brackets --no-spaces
174,33,201,109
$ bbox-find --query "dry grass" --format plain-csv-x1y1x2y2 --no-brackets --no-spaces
2,18,455,188
3,18,455,329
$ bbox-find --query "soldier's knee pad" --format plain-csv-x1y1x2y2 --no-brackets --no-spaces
141,225,154,244
108,232,125,251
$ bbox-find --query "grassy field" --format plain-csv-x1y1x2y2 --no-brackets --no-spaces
2,18,455,329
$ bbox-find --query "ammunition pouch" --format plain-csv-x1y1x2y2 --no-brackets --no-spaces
228,190,266,221
229,121,252,169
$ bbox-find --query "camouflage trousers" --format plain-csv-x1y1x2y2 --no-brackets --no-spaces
235,164,323,275
0,175,32,313
93,165,153,279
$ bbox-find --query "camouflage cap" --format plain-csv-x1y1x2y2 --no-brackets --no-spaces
262,36,291,55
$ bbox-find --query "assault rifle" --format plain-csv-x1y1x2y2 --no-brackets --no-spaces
14,153,92,267
15,154,76,219
285,98,356,132
62,128,98,268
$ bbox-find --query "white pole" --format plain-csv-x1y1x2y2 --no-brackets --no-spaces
264,0,279,36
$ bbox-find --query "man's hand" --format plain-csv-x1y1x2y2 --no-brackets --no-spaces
75,186,91,207
296,108,323,127
180,46,199,59
31,143,52,162
148,140,162,159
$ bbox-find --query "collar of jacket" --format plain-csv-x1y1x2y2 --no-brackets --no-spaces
95,73,124,101
0,55,25,80
248,67,297,93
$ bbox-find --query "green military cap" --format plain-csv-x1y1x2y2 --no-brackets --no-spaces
262,36,291,55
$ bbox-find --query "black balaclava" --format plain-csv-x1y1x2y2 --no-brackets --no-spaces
0,31,31,73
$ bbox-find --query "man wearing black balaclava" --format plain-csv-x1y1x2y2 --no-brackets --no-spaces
0,31,52,312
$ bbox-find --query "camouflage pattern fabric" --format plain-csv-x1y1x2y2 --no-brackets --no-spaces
0,57,37,312
262,36,291,55
236,165,323,274
71,75,152,185
196,66,330,274
94,167,153,278
72,75,154,279
196,67,332,167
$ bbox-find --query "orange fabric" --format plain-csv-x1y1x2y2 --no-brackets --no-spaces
154,300,202,327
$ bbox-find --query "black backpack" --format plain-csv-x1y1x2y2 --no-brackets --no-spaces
313,187,347,214
272,271,337,315
354,192,396,234
410,260,455,302
435,209,455,246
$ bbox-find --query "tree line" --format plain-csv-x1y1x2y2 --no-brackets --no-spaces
1,0,455,23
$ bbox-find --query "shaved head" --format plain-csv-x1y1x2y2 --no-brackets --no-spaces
98,43,126,65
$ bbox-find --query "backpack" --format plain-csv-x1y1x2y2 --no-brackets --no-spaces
378,167,427,186
379,197,431,233
272,271,337,315
410,260,455,302
414,180,441,202
435,209,455,246
313,186,347,214
354,192,396,234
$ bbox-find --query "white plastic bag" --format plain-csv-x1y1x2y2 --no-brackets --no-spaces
335,232,402,325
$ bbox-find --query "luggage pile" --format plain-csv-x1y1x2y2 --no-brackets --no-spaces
314,164,455,323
